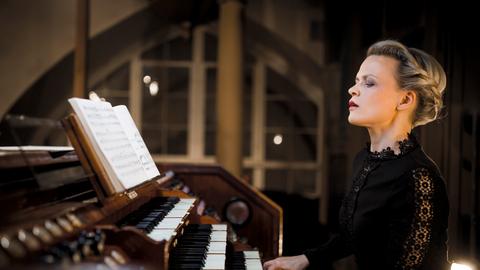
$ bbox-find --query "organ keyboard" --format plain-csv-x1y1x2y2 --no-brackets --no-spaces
229,251,263,270
0,146,282,269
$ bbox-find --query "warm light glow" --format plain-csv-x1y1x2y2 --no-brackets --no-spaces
273,134,283,145
18,230,26,241
1,237,9,248
143,75,151,84
149,81,159,96
88,91,101,101
452,262,474,270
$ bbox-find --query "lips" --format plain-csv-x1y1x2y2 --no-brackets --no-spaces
348,100,358,108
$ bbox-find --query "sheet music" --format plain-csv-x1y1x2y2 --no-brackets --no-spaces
68,98,147,191
113,105,160,179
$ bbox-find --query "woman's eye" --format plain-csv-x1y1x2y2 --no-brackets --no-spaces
364,81,375,87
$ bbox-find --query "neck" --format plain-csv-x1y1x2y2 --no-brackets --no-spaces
367,122,412,154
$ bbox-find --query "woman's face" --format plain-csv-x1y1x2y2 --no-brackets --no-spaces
348,55,405,128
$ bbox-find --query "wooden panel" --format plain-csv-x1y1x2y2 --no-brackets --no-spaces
158,163,283,260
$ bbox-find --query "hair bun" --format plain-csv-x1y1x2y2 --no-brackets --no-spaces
367,40,447,127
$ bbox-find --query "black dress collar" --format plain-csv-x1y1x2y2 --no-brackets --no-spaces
365,133,419,161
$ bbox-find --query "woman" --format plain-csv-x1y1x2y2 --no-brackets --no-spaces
263,40,450,270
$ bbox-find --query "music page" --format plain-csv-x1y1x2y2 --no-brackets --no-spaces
68,98,147,191
113,105,160,180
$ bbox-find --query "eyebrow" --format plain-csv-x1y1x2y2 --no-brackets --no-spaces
355,74,378,82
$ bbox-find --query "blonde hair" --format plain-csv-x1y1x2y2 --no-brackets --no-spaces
367,40,447,127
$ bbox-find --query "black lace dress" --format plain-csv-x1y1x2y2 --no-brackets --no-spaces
304,134,450,270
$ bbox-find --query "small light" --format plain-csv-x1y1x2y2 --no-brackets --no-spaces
143,75,151,84
149,81,159,96
273,134,283,145
452,262,474,270
1,237,10,248
18,230,26,241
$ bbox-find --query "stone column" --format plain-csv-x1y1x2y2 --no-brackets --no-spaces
216,0,244,177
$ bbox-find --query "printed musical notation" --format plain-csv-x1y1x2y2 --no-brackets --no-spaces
114,105,160,179
69,98,155,191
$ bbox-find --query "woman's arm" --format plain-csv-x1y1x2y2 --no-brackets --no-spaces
263,255,309,270
263,232,353,270
389,167,446,269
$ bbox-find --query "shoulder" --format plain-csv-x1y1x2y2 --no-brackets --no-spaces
403,146,443,181
406,147,443,177
393,148,447,198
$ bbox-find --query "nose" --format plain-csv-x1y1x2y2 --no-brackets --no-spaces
348,84,359,96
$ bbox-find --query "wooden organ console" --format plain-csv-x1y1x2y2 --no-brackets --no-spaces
0,117,282,269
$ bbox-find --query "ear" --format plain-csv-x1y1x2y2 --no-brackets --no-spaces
397,90,416,111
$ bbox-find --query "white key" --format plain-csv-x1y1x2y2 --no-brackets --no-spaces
155,218,183,229
206,241,227,254
211,224,227,231
202,224,227,269
243,251,260,259
148,229,176,241
202,254,226,270
210,231,227,242
180,198,196,204
244,251,262,270
146,198,195,241
165,209,189,218
174,204,192,210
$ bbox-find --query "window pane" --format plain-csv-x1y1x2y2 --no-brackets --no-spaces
206,68,216,127
243,72,252,127
291,170,316,194
292,132,317,161
166,98,188,125
142,67,189,125
265,131,290,161
142,128,164,153
205,129,215,156
265,169,289,192
265,67,318,162
205,129,251,157
291,100,317,128
143,66,189,96
266,99,291,128
204,33,218,61
141,37,192,61
167,129,187,154
142,91,164,128
142,67,189,154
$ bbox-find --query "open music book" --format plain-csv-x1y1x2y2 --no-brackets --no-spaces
68,98,159,193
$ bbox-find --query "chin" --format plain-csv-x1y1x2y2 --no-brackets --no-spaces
348,115,367,127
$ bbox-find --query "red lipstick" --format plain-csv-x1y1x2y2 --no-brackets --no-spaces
348,100,358,108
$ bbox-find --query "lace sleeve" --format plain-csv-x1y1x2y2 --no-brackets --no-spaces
395,167,435,269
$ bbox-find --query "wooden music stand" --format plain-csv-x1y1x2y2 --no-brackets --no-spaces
62,113,115,204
